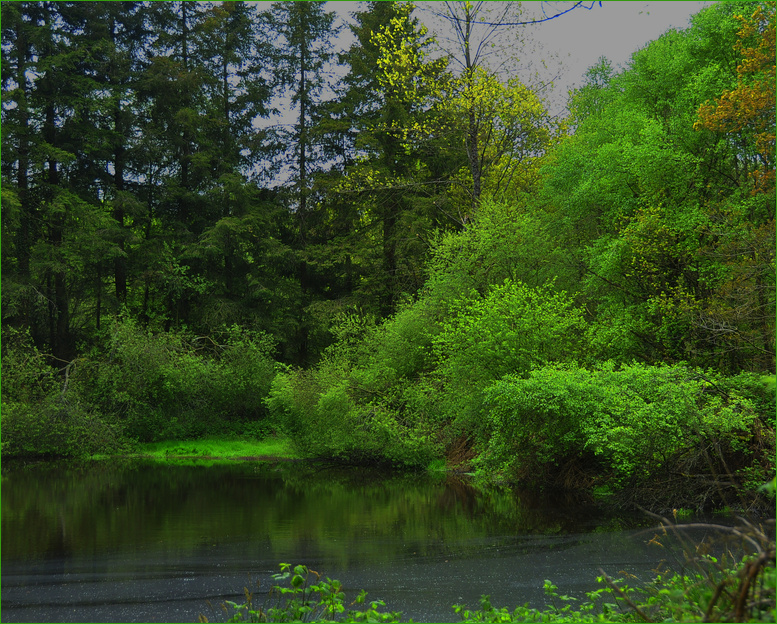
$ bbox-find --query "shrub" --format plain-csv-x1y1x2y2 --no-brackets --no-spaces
415,279,586,438
266,302,442,468
2,320,284,456
266,368,437,468
1,328,124,457
479,362,762,494
76,321,282,442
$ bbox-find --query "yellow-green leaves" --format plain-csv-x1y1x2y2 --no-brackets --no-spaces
371,2,443,104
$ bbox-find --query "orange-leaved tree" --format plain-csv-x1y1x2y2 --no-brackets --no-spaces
696,1,775,194
693,2,775,372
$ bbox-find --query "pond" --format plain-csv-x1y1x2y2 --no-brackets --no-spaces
1,458,706,623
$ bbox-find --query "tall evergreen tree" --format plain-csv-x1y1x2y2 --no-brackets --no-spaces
261,1,341,361
262,1,339,223
1,1,48,335
339,1,454,315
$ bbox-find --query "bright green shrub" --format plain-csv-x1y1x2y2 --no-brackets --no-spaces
0,327,58,404
266,368,437,468
435,279,586,383
0,320,285,451
480,362,760,488
267,300,442,468
425,200,565,300
266,367,331,456
80,321,282,441
419,279,586,433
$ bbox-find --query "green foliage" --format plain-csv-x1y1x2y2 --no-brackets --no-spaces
1,320,282,457
456,549,776,623
84,321,281,442
1,0,773,509
412,279,586,443
267,365,436,469
539,1,775,372
266,298,442,468
435,280,586,386
0,397,124,459
425,200,563,298
1,327,125,457
479,362,765,491
214,563,403,623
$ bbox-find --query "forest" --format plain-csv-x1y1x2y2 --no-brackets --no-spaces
1,0,775,511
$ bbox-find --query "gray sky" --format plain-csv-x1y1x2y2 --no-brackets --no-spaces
530,1,714,103
272,2,715,113
262,1,716,181
411,1,715,113
327,1,714,114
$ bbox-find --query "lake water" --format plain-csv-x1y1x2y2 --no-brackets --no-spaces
1,458,710,623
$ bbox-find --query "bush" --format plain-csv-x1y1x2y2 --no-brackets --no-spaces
78,321,283,442
1,328,124,457
414,279,587,439
478,362,765,497
266,368,437,468
266,302,442,468
1,321,284,456
1,393,125,459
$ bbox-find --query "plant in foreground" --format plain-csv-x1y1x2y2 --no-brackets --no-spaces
199,563,403,623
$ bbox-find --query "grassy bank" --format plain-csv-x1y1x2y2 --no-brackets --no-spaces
127,435,297,461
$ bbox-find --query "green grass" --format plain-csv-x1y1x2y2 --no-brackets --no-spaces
130,435,297,462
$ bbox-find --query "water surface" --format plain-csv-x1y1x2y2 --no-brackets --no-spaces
2,458,680,622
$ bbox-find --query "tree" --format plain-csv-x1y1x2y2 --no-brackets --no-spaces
339,1,453,316
441,67,559,208
425,1,519,206
262,1,339,225
258,1,342,362
696,1,775,194
1,1,47,334
420,1,581,209
538,1,775,371
187,2,282,331
135,1,276,333
694,1,776,370
54,1,148,326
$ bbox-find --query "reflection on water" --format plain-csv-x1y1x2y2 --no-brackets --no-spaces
2,459,654,623
1,459,640,562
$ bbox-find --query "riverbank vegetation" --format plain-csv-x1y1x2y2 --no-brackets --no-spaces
2,1,775,512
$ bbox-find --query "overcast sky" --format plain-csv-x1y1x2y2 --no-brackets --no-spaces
412,1,716,113
266,2,715,117
527,1,714,102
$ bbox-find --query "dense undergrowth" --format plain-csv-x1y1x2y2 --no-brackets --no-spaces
1,322,282,457
2,207,774,512
263,201,775,511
